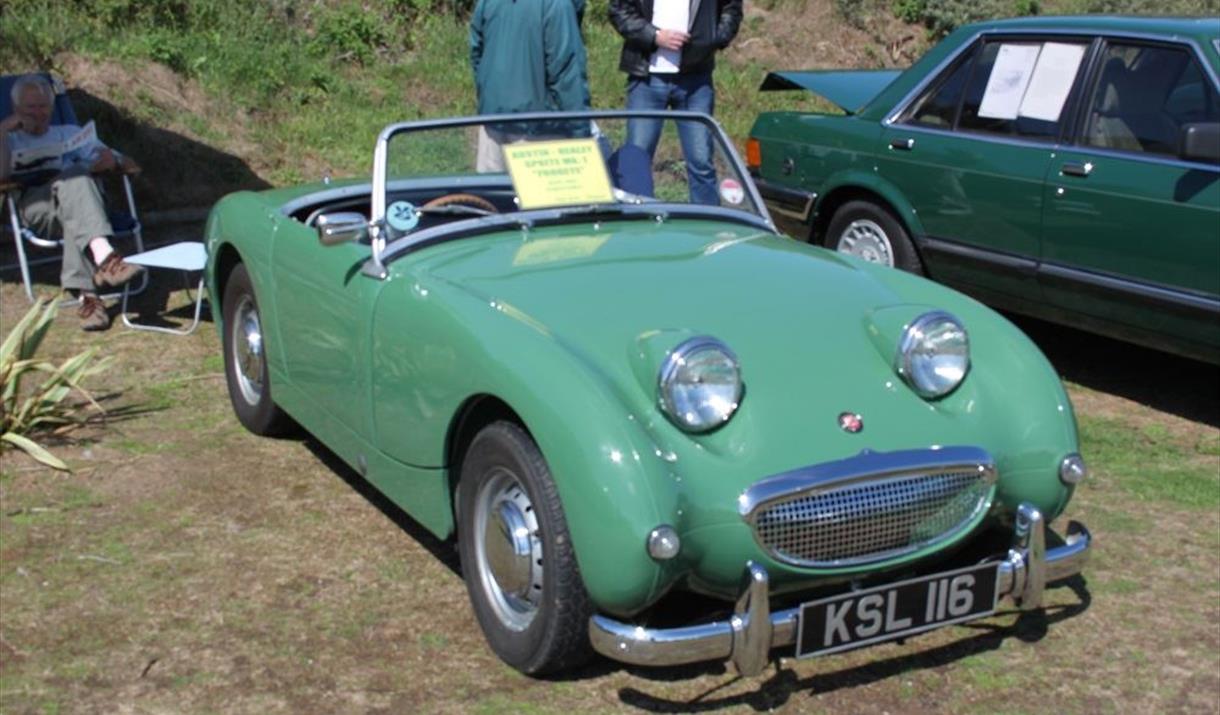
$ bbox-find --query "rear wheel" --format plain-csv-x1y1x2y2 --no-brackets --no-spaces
826,200,923,275
457,421,593,675
222,264,293,435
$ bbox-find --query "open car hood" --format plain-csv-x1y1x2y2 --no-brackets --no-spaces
759,70,902,114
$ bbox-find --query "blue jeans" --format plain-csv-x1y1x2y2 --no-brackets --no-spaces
625,72,718,205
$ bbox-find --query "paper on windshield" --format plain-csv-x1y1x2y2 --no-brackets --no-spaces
503,138,613,209
978,44,1040,120
1018,43,1086,121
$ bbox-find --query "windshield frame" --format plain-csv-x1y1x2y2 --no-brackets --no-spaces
367,110,775,276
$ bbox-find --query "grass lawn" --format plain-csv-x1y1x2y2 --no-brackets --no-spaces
1,242,1217,714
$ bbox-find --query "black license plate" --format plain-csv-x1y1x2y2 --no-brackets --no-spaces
795,562,1000,658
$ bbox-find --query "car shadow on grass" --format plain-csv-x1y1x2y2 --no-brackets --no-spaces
616,575,1091,712
301,436,461,575
1009,314,1219,429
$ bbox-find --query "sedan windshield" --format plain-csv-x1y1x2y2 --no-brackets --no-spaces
376,111,768,240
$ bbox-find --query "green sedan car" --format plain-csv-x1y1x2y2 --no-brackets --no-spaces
749,16,1220,364
205,111,1090,676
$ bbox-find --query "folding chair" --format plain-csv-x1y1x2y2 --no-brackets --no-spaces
0,72,146,302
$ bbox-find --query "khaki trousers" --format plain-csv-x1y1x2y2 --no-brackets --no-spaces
18,168,114,293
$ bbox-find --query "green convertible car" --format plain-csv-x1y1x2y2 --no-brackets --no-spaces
205,111,1090,676
749,16,1220,364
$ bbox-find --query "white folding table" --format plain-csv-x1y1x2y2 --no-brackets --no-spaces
120,241,208,335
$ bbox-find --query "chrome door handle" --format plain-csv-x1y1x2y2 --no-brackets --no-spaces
1061,161,1094,178
889,138,915,151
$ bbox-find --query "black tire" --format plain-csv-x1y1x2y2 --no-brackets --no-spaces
221,264,293,436
826,199,924,275
457,421,593,675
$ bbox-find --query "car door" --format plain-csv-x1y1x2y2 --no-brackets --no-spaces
880,36,1091,303
1040,38,1220,359
270,210,380,441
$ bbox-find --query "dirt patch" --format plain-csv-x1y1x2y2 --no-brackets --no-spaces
51,53,272,212
732,0,929,71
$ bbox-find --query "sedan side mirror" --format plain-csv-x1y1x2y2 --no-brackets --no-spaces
315,212,369,246
1179,122,1220,165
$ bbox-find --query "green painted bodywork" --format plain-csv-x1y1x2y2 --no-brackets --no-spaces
750,16,1220,364
760,70,902,114
205,179,1080,617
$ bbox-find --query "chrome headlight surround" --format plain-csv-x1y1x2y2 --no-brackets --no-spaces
895,311,970,399
658,337,742,433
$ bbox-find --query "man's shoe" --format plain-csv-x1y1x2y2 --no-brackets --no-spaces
78,294,111,331
93,253,145,288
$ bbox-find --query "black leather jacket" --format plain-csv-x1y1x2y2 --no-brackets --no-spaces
608,0,743,78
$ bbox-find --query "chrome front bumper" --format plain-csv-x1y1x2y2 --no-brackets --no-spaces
588,503,1090,676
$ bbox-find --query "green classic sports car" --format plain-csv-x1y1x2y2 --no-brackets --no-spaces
749,16,1220,364
205,111,1090,676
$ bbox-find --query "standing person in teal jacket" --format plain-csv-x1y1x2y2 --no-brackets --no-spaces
470,0,591,171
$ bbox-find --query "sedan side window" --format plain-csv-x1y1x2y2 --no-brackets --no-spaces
902,46,977,128
958,40,1088,142
1082,43,1220,157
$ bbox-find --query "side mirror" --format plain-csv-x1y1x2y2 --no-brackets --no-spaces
315,212,369,246
1179,122,1220,164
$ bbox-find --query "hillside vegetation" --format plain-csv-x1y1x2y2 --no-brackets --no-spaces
1,0,1215,209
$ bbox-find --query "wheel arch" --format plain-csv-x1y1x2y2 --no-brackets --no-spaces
812,177,926,249
445,393,528,521
211,242,244,330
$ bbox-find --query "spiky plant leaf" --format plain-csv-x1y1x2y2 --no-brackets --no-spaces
0,432,70,471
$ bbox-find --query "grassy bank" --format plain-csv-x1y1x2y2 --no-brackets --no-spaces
0,0,819,191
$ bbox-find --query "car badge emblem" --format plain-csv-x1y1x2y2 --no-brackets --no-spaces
838,412,863,433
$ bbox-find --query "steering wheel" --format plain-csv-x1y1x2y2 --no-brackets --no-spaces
419,193,499,216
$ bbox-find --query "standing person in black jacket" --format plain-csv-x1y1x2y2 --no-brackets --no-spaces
608,0,742,205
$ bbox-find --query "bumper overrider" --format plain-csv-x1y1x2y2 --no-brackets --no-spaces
588,503,1090,676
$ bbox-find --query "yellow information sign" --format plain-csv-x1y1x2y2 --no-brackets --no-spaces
503,138,613,209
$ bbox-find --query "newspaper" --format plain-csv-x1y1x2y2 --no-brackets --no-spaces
9,121,99,175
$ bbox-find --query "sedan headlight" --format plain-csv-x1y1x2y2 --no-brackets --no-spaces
896,311,969,398
659,337,742,432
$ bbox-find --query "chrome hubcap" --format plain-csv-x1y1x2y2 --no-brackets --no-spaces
474,468,543,631
232,296,264,406
838,218,895,266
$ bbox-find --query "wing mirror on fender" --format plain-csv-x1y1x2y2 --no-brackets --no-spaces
1179,123,1220,164
315,212,369,246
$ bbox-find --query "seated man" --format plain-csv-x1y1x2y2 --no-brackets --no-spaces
0,74,144,331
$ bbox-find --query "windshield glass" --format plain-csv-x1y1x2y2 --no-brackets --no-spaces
377,112,766,241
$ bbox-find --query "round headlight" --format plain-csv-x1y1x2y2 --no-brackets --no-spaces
896,312,970,398
659,337,742,432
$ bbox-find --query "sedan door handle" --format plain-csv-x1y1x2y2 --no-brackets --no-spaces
889,138,915,151
1060,161,1094,178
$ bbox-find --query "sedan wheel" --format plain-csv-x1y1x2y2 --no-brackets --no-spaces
827,199,924,275
837,218,895,266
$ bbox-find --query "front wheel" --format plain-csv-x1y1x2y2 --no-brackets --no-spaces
826,200,923,275
221,264,293,436
457,421,593,675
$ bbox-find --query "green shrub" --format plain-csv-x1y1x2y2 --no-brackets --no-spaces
889,0,1041,38
886,0,1218,38
0,299,111,472
310,5,388,66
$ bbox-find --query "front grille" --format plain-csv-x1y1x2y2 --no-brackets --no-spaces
751,468,992,567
